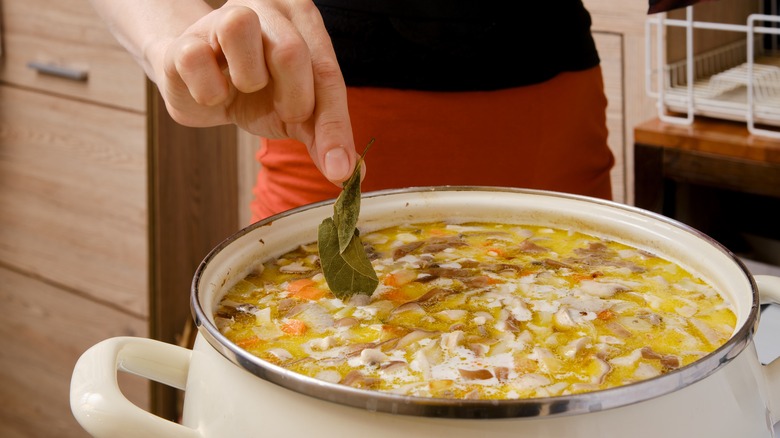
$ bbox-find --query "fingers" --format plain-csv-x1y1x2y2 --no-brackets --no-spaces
170,6,269,106
251,5,316,125
166,35,230,108
289,4,357,183
157,1,358,185
215,6,270,94
213,4,316,124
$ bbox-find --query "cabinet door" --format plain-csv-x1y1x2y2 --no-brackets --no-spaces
0,86,149,316
0,265,149,438
0,0,146,111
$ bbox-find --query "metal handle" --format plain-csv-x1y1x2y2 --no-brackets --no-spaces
27,61,88,81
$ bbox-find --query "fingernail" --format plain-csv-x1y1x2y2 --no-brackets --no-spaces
325,147,351,181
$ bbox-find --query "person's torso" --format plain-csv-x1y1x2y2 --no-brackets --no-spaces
314,0,600,91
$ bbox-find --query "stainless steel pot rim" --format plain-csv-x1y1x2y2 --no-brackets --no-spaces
191,186,759,419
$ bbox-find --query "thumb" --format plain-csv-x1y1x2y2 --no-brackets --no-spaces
301,76,358,185
290,10,358,185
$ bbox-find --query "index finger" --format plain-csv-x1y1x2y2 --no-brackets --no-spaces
289,4,358,184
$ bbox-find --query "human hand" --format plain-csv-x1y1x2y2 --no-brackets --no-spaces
149,0,358,184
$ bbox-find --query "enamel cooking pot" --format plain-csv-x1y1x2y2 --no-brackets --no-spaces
71,187,780,437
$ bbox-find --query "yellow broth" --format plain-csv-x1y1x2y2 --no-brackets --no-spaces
215,222,736,400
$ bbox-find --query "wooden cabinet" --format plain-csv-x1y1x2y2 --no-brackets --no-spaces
0,0,239,436
0,0,146,111
0,86,149,315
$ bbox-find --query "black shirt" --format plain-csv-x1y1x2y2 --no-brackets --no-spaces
314,0,600,91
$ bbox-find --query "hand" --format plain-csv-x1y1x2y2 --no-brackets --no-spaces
149,0,358,184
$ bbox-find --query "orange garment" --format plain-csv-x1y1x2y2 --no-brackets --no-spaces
251,66,613,222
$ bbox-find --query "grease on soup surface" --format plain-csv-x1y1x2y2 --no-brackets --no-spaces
215,222,735,400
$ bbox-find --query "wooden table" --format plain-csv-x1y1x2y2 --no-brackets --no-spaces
634,116,780,260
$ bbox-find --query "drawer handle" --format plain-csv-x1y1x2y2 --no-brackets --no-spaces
27,61,89,81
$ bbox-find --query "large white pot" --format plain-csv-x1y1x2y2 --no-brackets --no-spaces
71,187,780,437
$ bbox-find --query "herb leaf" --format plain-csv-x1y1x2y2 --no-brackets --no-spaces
333,139,374,253
318,139,378,298
318,217,379,298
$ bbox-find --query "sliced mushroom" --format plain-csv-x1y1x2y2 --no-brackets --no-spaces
578,280,628,298
494,366,510,382
605,321,633,338
380,361,408,373
266,348,293,361
640,346,662,360
467,342,490,356
312,336,337,351
314,369,342,383
391,302,426,316
511,373,551,392
340,370,380,389
412,287,455,306
279,262,313,273
344,342,377,358
360,348,388,366
660,355,681,370
553,307,578,331
560,336,591,358
334,317,359,328
610,348,642,367
633,362,661,380
440,330,465,350
435,309,468,321
393,240,424,260
532,347,563,374
589,356,612,384
517,239,549,253
542,258,571,270
618,315,653,333
396,329,439,349
641,346,680,370
689,318,728,346
458,368,494,380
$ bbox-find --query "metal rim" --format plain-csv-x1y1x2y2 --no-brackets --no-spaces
191,186,759,419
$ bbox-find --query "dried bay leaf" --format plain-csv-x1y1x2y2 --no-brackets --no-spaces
318,217,378,298
318,139,378,298
333,139,373,253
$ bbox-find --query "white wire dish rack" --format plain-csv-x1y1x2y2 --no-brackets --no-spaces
646,7,780,138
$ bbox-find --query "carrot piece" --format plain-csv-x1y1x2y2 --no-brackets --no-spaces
383,274,398,287
288,278,316,293
383,269,416,287
295,286,328,300
479,275,502,285
382,287,410,304
236,336,262,349
485,247,505,257
287,278,328,300
597,309,614,321
573,272,604,282
571,273,592,283
281,319,307,336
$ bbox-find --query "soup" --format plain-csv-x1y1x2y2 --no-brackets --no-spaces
215,222,735,400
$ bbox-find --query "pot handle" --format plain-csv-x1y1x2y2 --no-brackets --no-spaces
70,336,201,438
756,275,780,423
